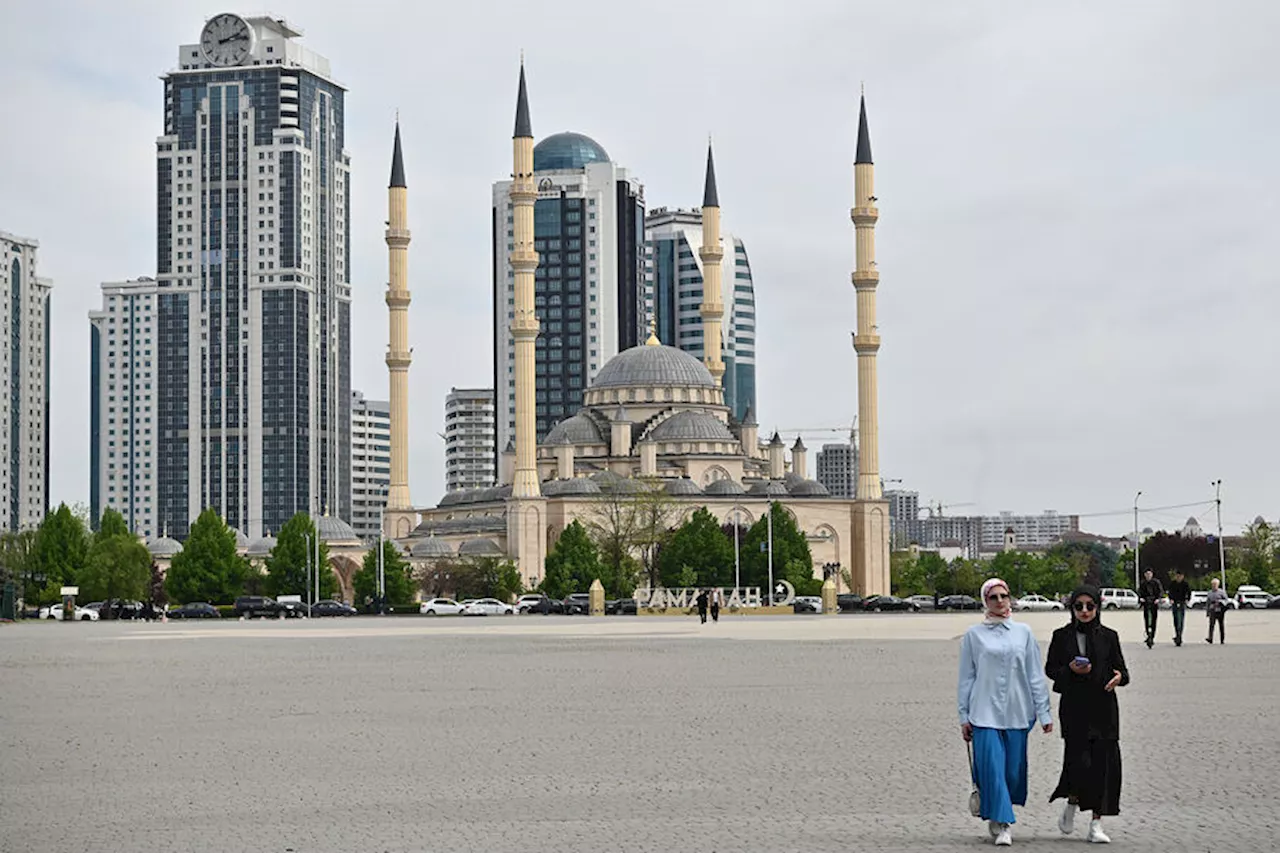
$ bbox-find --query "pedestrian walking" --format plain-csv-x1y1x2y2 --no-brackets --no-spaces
1167,570,1191,646
958,578,1054,846
709,587,722,622
1205,578,1228,644
1045,584,1129,844
695,589,709,624
1138,570,1163,648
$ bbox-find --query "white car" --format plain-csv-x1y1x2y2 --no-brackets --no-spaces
514,594,546,613
461,598,514,616
1235,585,1272,609
1099,588,1141,610
419,598,465,616
1189,591,1239,610
1015,594,1064,612
43,604,99,621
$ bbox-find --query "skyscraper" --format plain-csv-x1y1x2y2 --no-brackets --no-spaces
644,208,757,422
1,232,51,532
350,391,390,544
884,489,921,549
491,128,646,457
154,15,350,538
815,439,858,499
444,388,497,492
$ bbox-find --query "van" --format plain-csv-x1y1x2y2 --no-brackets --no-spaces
1236,585,1273,609
1099,588,1140,610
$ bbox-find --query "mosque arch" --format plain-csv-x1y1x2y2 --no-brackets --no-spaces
700,465,732,487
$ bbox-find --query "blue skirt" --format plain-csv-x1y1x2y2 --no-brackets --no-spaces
971,726,1030,825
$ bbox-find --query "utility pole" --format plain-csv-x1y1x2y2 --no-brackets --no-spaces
314,529,320,605
304,533,312,614
767,501,774,605
1213,480,1227,588
1133,490,1142,582
733,498,741,592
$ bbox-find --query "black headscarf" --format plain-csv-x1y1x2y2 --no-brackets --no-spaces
1068,584,1102,633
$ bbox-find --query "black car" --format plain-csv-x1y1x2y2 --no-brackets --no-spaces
861,595,919,613
168,602,221,619
836,593,864,613
938,594,982,612
234,596,283,619
311,599,357,617
609,598,637,615
1267,595,1280,610
518,595,565,615
277,599,311,618
563,593,592,615
793,597,821,614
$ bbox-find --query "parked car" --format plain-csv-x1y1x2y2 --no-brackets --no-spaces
937,595,982,612
276,598,310,618
836,593,864,613
1189,591,1239,610
234,596,283,619
905,595,936,611
461,598,514,616
1268,595,1280,609
1235,585,1272,609
609,598,637,615
167,602,220,619
44,604,99,621
419,598,465,616
311,599,357,617
1015,594,1064,612
514,594,547,614
793,596,823,614
862,595,919,613
562,593,592,615
1099,588,1140,610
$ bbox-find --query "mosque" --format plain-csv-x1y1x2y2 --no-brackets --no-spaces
381,66,890,596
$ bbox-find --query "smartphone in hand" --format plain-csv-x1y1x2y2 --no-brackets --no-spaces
1073,656,1090,667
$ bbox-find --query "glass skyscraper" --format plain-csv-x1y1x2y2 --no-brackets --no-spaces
148,15,350,538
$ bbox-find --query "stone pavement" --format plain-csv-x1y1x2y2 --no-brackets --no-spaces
1,611,1277,852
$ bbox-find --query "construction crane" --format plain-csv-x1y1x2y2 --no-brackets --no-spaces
923,501,976,519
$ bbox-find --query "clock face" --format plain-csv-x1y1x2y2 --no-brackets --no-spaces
200,13,253,67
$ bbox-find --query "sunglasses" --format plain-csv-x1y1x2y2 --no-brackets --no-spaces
1074,601,1097,612
986,592,1011,601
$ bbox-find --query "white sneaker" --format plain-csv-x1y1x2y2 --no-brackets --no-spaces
995,825,1012,846
1088,819,1110,844
1059,803,1077,835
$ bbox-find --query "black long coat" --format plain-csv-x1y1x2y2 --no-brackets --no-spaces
1045,623,1130,741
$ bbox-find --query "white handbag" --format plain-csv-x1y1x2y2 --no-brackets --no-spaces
967,740,981,817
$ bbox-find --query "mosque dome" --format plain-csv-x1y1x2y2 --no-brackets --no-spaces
788,479,832,497
545,412,605,446
229,527,251,549
591,344,716,391
148,534,183,557
533,132,611,171
747,480,790,497
458,538,505,557
312,515,361,545
663,477,704,496
704,478,746,496
648,411,736,442
411,537,455,559
246,532,277,558
543,478,603,497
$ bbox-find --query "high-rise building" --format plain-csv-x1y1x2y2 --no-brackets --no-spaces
444,388,497,493
154,15,350,538
1,232,51,532
90,278,161,536
816,438,858,499
644,207,757,422
884,489,921,548
976,511,1079,553
350,391,390,544
491,130,646,458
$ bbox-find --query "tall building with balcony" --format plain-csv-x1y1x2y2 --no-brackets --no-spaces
491,131,645,459
445,387,496,493
884,489,921,549
153,15,351,538
816,438,858,499
350,390,390,544
643,207,757,422
976,511,1079,553
1,232,51,532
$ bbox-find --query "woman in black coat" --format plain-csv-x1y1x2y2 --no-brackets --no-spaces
1044,584,1130,844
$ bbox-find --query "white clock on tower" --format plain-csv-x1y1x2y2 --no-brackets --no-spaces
200,13,253,67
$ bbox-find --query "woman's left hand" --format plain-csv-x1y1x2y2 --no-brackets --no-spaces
1103,669,1122,692
1041,722,1054,734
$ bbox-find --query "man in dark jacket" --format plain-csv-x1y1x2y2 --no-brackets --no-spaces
1138,570,1163,648
1166,570,1191,646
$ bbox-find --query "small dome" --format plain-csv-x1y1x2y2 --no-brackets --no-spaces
543,478,603,497
648,411,736,442
246,533,277,557
545,413,604,445
783,471,805,487
148,535,183,557
312,515,361,544
704,478,746,496
747,480,790,497
229,527,250,549
411,537,455,558
458,538,504,557
664,477,704,496
590,345,716,391
788,479,831,497
533,132,610,171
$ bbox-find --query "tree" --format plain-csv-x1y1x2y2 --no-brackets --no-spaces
542,521,603,599
918,551,952,596
741,503,812,594
165,508,248,604
149,561,167,607
264,513,337,600
584,488,639,594
0,529,36,593
95,508,131,541
1237,519,1277,590
630,479,680,591
658,507,734,588
79,534,151,614
453,557,523,602
890,549,924,596
29,504,89,605
353,540,415,605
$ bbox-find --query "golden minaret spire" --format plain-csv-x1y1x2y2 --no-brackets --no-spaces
384,119,413,517
852,93,881,500
509,62,541,499
698,140,725,385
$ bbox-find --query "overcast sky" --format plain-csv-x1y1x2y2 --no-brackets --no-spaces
3,1,1276,536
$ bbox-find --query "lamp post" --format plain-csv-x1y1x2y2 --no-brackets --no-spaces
1133,490,1142,582
1212,480,1227,588
766,501,774,605
732,499,741,592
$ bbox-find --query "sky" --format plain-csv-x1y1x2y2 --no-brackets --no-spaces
2,0,1277,537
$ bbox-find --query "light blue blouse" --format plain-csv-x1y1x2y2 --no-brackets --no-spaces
957,620,1052,730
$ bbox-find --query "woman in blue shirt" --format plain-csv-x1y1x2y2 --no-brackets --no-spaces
958,578,1053,846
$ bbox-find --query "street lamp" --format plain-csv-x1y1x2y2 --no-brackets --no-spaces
1133,490,1142,580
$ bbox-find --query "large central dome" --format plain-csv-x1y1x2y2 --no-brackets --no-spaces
534,132,611,171
591,344,716,390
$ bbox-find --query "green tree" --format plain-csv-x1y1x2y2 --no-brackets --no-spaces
264,513,337,600
95,508,131,541
741,503,812,593
918,551,952,595
542,520,603,599
0,529,37,593
631,479,679,590
29,503,90,605
453,557,523,602
1237,519,1277,590
890,549,925,596
165,508,248,604
353,540,415,605
79,534,151,614
584,488,639,594
658,507,734,588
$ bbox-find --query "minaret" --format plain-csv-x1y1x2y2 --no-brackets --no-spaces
509,64,541,499
384,120,413,530
698,142,726,386
852,94,881,501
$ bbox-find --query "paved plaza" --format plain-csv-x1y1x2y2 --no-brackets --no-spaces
2,610,1278,852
